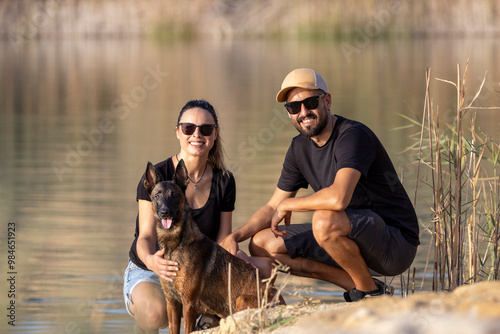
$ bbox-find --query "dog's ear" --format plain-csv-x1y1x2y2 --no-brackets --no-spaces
144,161,162,194
174,159,189,193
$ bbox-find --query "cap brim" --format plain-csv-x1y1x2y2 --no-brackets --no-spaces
276,84,321,102
276,87,292,103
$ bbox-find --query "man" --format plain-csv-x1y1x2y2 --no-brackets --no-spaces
222,68,419,301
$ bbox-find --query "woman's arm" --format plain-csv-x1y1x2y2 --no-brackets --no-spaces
136,199,179,282
216,211,232,244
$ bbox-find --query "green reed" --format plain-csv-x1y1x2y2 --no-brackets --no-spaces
407,62,500,292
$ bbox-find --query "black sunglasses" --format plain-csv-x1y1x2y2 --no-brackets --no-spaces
178,123,218,136
284,94,325,115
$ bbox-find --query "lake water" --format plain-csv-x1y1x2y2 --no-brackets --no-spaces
1,37,499,333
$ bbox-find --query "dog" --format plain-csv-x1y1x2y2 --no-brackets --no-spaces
143,160,284,334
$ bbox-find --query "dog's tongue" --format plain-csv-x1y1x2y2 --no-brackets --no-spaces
162,218,172,229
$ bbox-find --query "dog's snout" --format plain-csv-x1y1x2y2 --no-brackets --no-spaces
159,209,170,218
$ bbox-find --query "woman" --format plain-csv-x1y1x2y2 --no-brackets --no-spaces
123,100,235,333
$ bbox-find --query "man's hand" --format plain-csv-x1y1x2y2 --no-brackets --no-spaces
271,203,292,238
220,234,240,256
148,248,179,282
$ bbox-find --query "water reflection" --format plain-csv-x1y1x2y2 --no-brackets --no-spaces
1,38,499,333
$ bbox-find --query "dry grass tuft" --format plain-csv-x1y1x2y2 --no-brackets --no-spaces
407,61,500,292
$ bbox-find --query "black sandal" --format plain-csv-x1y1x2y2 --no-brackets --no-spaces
344,277,394,302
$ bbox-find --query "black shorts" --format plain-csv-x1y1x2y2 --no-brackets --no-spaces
282,208,417,276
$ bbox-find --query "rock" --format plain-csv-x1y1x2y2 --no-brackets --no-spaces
274,281,500,334
195,281,500,334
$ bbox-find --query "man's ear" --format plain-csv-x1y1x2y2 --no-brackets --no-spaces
173,159,189,193
144,161,162,194
324,92,332,110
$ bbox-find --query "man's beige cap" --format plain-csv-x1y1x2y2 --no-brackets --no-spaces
276,68,329,102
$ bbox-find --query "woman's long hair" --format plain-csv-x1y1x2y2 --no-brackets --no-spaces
177,100,228,174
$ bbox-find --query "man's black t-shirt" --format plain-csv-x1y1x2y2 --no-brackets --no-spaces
277,115,419,246
129,157,236,270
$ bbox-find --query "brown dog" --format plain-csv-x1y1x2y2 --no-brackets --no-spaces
143,160,283,334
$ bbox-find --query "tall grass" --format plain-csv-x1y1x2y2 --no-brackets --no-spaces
408,62,500,292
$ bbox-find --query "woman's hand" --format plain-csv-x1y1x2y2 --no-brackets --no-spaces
148,248,179,282
235,250,257,268
220,234,239,256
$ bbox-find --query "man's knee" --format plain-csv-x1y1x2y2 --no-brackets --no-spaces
249,228,285,257
249,229,270,256
312,210,350,246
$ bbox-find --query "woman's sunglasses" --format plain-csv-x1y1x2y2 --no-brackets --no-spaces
284,94,325,115
178,123,218,136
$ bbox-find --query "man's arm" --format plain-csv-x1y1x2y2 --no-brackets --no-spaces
271,168,361,236
220,187,297,255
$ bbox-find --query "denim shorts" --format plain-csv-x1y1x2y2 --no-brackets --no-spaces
283,208,417,276
123,259,161,316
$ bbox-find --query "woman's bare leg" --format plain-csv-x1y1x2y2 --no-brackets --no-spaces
129,282,168,333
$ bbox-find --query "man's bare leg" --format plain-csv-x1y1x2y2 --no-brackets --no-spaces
249,228,355,291
312,210,376,291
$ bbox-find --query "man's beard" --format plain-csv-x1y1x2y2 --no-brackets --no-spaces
293,111,329,138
